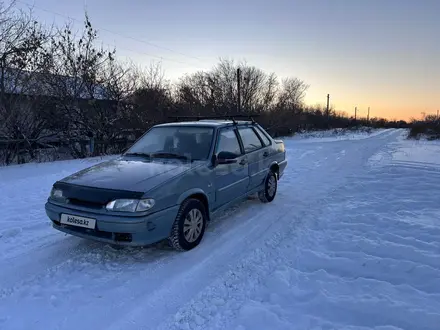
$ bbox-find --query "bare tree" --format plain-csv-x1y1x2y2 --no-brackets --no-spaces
175,71,215,115
42,14,118,157
129,62,173,128
175,58,279,115
276,77,309,110
239,64,278,113
137,60,169,90
0,1,52,164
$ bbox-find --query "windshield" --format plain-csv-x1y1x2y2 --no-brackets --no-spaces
125,126,214,161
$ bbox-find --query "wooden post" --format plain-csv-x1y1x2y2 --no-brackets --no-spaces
237,68,241,113
326,94,330,126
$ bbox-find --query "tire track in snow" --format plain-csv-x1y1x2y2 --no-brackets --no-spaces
286,164,440,329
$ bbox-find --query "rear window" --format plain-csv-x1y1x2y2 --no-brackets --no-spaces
255,127,271,146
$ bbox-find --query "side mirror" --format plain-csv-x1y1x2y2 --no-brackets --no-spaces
216,151,238,165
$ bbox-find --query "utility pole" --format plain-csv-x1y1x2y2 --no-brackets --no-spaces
367,107,370,123
354,107,357,123
326,94,330,127
237,68,241,113
437,109,439,120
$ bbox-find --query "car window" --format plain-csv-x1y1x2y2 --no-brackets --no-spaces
216,129,242,156
238,127,263,153
255,127,271,146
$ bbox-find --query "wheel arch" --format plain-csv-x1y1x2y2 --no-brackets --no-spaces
177,188,210,219
269,162,280,179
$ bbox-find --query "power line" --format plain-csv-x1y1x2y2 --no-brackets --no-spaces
23,17,193,67
101,40,196,66
16,0,207,65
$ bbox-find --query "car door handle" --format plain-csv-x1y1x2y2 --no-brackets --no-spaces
239,158,247,165
263,151,269,157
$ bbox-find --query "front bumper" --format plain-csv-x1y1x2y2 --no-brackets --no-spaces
45,201,179,246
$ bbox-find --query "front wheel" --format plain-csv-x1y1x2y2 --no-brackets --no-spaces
168,198,207,251
258,170,278,203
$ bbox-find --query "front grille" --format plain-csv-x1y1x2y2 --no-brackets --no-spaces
58,223,113,240
68,198,104,209
114,233,132,242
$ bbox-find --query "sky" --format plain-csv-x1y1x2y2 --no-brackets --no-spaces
14,0,440,121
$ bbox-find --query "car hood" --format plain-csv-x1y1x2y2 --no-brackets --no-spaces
59,158,199,192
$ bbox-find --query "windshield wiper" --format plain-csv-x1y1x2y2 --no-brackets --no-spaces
124,152,152,158
150,152,189,161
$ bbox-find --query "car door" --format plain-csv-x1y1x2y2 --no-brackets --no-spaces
212,127,249,209
236,126,268,191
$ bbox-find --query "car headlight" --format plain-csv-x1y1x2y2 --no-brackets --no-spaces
106,198,155,212
50,187,66,202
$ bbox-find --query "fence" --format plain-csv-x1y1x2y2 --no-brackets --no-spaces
0,137,138,165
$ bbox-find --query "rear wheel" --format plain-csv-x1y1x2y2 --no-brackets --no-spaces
258,170,277,203
168,198,207,251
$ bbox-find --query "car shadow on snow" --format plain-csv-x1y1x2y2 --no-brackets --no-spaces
59,194,267,266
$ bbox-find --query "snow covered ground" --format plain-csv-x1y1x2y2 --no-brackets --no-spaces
290,127,388,143
1,128,439,330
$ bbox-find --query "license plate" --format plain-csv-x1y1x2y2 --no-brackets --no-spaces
60,214,96,229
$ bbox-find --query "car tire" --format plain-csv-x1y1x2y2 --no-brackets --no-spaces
258,170,277,203
168,198,207,251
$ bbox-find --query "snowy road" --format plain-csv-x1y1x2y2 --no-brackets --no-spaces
1,129,440,330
